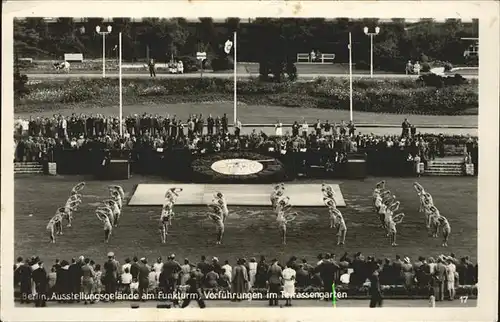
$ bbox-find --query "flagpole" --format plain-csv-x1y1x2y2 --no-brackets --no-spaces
119,32,123,137
348,32,353,122
233,31,237,125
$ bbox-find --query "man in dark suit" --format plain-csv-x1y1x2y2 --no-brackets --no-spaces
392,255,404,285
221,114,228,134
197,255,211,282
267,259,283,306
267,259,282,307
456,258,467,286
181,272,206,308
18,259,33,304
32,261,48,307
68,257,83,301
369,264,383,308
81,258,95,304
161,254,182,305
103,252,119,300
148,59,156,77
317,253,338,300
130,256,140,280
138,258,150,301
197,114,204,135
207,115,214,135
56,260,70,303
464,256,476,285
14,256,24,286
401,118,410,138
255,256,269,288
433,257,447,301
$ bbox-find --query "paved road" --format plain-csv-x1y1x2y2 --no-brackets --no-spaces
15,299,476,308
26,72,478,80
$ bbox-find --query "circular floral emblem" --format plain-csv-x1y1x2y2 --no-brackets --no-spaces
211,159,264,176
190,152,289,183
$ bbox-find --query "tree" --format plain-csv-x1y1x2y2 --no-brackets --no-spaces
14,18,50,57
256,18,299,82
198,18,217,53
14,52,29,98
166,18,190,59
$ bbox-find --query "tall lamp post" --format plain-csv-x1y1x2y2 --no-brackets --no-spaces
363,26,380,78
96,25,112,78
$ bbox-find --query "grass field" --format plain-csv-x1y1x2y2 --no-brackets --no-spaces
14,175,477,266
14,102,478,128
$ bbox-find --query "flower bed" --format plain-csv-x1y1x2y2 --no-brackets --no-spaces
191,151,288,183
16,78,478,116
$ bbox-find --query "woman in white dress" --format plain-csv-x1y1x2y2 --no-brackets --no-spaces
275,120,283,137
248,257,258,289
282,264,296,307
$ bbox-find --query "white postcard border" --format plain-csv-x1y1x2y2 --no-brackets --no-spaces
2,1,498,321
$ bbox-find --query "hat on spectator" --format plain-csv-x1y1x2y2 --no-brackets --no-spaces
107,252,114,257
212,257,218,262
404,257,410,264
140,257,146,262
340,273,350,284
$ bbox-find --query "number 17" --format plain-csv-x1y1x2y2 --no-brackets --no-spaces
460,296,468,303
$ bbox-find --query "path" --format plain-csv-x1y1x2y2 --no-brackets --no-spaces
25,72,478,80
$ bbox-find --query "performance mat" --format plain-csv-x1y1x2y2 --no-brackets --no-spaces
128,183,346,207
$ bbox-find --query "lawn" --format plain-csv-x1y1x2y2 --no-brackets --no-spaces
13,175,477,266
14,102,478,127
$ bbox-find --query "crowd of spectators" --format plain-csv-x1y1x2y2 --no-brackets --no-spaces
14,114,477,168
15,251,477,307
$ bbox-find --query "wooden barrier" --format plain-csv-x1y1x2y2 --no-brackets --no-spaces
296,53,336,63
64,53,84,62
320,53,335,63
296,53,310,62
19,58,33,64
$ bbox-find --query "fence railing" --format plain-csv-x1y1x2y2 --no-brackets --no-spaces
296,53,336,63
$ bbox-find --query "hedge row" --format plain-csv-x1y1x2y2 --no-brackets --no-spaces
16,77,478,116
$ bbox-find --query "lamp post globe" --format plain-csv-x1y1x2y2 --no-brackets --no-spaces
363,27,369,35
95,25,101,33
107,25,112,33
375,26,381,35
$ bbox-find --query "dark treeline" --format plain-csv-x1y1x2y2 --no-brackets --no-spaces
15,18,478,71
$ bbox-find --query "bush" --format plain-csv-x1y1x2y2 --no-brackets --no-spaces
463,55,479,67
418,73,468,88
14,71,30,98
211,56,234,71
356,60,370,71
421,62,431,73
286,62,298,81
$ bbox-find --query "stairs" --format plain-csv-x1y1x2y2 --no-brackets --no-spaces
424,158,464,176
14,162,44,175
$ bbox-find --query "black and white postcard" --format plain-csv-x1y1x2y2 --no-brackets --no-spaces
1,1,498,322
